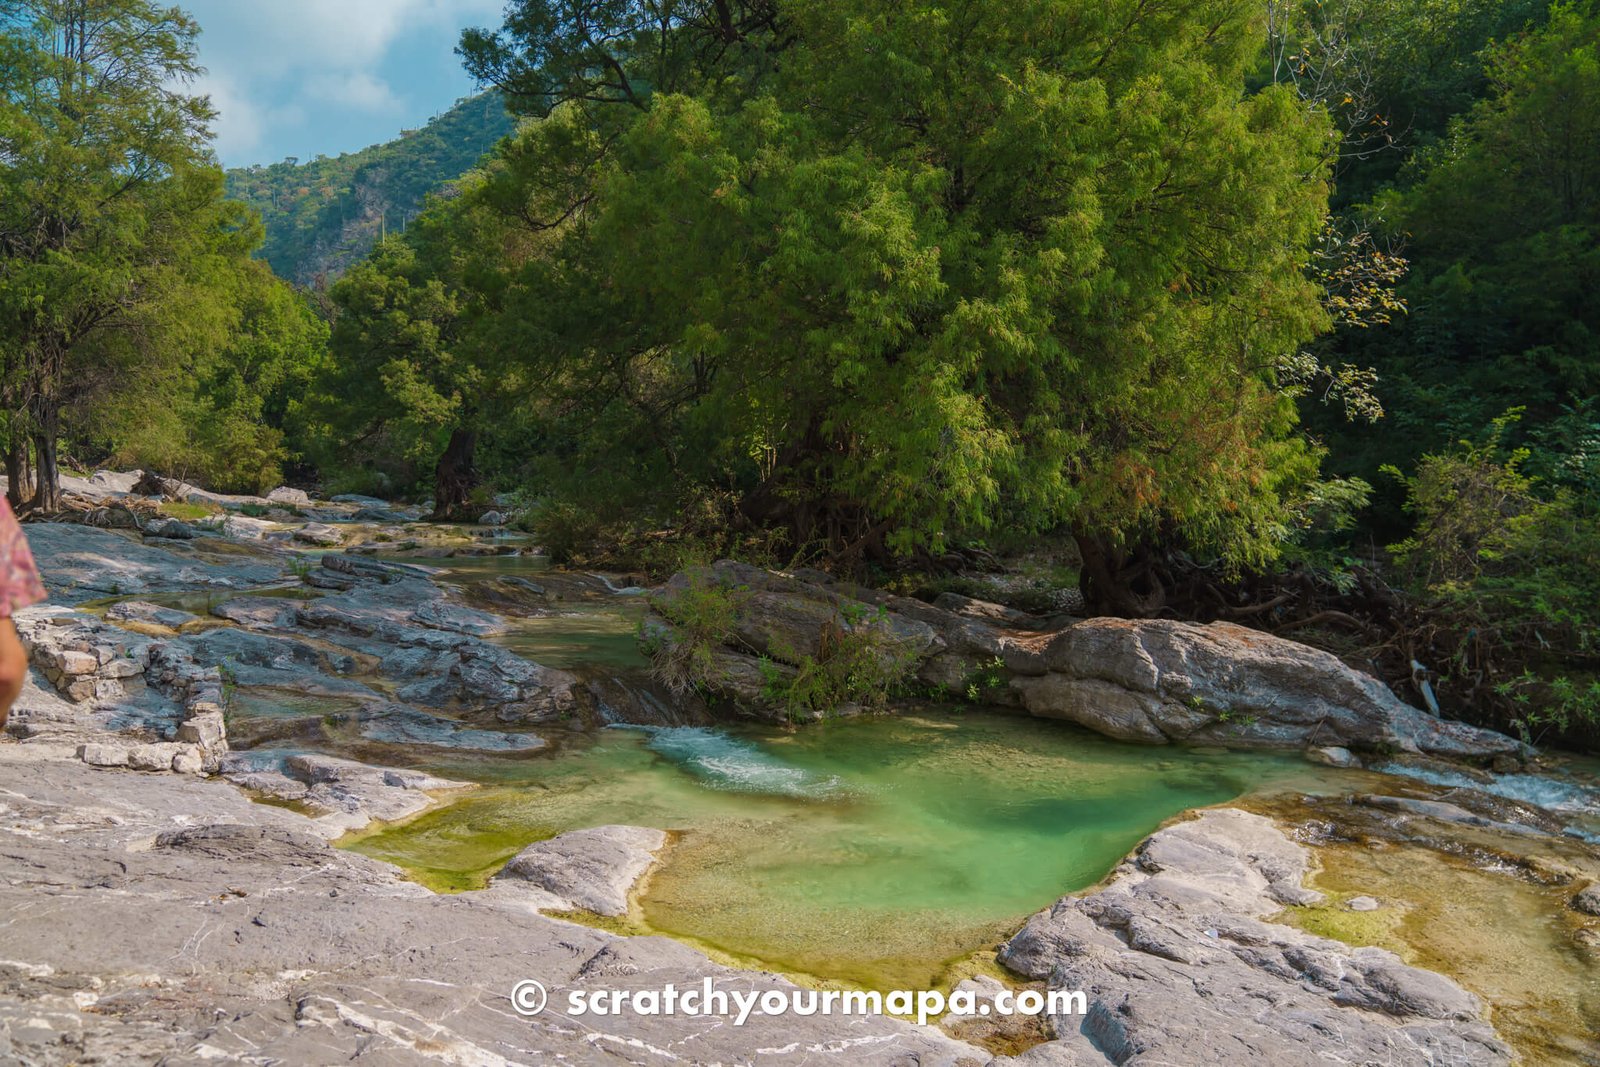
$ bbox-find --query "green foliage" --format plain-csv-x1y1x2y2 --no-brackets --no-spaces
757,602,922,722
1494,670,1600,743
224,93,515,286
156,502,219,522
0,0,243,506
458,0,786,116
963,656,1008,704
1387,414,1600,745
86,260,329,493
644,575,745,697
305,236,471,495
1312,2,1600,526
435,0,1336,578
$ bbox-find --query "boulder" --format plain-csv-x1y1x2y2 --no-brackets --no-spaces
1014,618,1522,758
330,493,392,509
104,601,199,631
1307,745,1361,768
646,563,1522,759
171,750,205,775
292,522,343,546
1570,884,1600,917
355,703,545,751
1000,809,1512,1066
77,743,130,767
266,486,312,506
278,753,471,828
88,469,142,494
176,710,226,750
478,510,509,526
354,506,411,522
222,515,276,540
320,553,434,584
496,825,668,916
210,596,299,630
142,517,197,539
127,743,187,772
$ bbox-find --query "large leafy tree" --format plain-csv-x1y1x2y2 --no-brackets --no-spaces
0,0,217,510
309,158,567,516
461,0,1333,612
82,255,330,493
1389,1,1600,422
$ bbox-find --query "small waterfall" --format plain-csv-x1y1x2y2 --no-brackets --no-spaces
619,725,845,799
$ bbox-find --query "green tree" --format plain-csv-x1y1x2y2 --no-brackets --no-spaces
464,0,1333,613
85,257,329,493
309,162,560,515
1385,415,1600,748
1325,1,1600,511
0,0,217,510
458,0,787,116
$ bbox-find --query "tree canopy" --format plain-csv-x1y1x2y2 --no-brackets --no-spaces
405,0,1336,612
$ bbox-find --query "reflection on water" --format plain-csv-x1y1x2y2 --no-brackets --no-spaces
347,710,1352,988
490,605,648,671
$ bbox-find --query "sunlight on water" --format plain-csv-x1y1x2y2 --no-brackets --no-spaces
347,711,1344,988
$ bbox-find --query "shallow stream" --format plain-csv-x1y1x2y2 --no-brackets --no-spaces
345,710,1356,988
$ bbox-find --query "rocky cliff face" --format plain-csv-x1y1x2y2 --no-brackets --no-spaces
645,561,1524,761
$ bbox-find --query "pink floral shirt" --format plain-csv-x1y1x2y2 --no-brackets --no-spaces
0,498,46,617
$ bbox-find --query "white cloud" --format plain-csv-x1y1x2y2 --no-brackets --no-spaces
303,71,404,114
186,0,506,164
196,0,504,75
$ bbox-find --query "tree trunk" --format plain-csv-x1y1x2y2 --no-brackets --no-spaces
30,427,61,513
1074,530,1168,618
431,427,479,521
5,432,33,512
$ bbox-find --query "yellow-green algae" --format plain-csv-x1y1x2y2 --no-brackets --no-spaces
1249,794,1600,1067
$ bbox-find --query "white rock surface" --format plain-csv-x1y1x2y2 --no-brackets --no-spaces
999,809,1511,1065
266,486,312,506
496,825,668,916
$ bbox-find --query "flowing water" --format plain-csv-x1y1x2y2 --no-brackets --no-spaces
345,710,1350,988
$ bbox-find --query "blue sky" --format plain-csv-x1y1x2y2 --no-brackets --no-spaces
184,0,508,168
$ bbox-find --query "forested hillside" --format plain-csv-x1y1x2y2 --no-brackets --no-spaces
223,92,514,286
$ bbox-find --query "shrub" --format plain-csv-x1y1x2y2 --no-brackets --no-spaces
1387,415,1600,747
644,575,744,697
758,603,922,722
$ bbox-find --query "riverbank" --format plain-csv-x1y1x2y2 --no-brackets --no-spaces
3,475,1597,1063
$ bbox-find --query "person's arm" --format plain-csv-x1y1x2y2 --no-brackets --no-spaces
0,620,26,728
0,496,46,729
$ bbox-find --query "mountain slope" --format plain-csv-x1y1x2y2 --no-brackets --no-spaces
225,92,515,287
